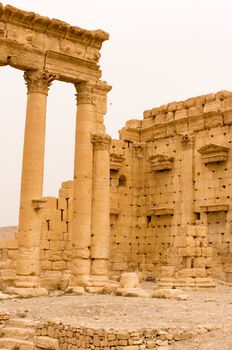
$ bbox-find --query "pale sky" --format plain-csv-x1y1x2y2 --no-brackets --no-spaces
0,0,232,226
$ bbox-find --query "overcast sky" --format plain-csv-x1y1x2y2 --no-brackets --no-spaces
0,0,232,226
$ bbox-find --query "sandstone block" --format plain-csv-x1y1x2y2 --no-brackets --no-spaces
120,272,140,288
34,336,59,350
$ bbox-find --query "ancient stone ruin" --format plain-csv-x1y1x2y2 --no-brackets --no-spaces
0,4,232,297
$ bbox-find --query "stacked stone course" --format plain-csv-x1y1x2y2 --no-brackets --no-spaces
34,320,218,350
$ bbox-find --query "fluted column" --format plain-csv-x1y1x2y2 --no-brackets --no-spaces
71,82,96,286
91,133,111,281
17,70,57,287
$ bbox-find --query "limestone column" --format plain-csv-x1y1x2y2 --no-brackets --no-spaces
17,70,57,287
71,82,96,286
91,133,111,282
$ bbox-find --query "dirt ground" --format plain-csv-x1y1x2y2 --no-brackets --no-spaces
1,283,232,349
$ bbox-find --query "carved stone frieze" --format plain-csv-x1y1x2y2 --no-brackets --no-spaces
147,154,174,171
91,132,112,151
24,70,58,94
198,143,229,164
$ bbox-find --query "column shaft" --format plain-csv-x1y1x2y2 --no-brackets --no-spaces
17,70,56,286
91,133,111,278
71,82,96,286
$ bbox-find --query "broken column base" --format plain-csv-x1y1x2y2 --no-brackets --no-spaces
69,274,110,287
157,276,215,290
5,275,48,297
6,287,48,297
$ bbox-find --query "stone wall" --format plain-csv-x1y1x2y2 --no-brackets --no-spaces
34,320,217,350
112,90,232,283
38,181,73,290
0,228,17,287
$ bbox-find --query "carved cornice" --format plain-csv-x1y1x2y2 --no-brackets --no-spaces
24,70,58,94
147,154,174,171
198,143,229,164
0,5,109,48
110,153,126,171
91,132,112,151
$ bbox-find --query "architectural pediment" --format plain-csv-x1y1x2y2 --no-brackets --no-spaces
147,154,174,171
198,143,229,163
110,153,125,171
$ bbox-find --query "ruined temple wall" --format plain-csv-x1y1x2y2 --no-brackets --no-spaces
115,91,232,282
109,140,137,277
0,235,18,287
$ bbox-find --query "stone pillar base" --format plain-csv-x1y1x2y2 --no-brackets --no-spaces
157,276,215,290
69,274,109,288
15,275,40,288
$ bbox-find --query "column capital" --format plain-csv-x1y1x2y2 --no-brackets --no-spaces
91,132,112,151
75,81,95,105
24,70,58,94
75,81,112,105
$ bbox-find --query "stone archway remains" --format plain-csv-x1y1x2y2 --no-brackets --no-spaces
0,4,111,294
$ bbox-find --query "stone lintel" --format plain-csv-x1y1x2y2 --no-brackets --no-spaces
0,39,101,82
200,204,229,213
149,208,174,216
45,50,101,83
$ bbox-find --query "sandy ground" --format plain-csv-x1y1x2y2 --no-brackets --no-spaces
0,283,232,348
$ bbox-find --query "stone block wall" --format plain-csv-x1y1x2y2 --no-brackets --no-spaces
112,90,232,282
38,181,73,290
34,320,217,350
0,231,18,287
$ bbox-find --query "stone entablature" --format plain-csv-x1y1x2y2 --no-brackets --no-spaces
0,4,109,83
